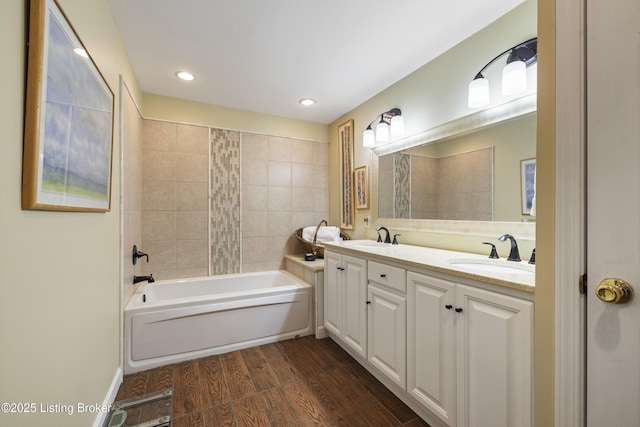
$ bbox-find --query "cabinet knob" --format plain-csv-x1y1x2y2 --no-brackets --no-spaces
455,307,463,313
366,301,371,305
445,304,453,310
380,273,386,278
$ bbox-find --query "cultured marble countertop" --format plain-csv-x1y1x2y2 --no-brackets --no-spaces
322,240,535,294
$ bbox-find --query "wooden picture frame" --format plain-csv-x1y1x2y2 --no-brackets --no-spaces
520,158,536,215
22,0,114,212
339,119,354,228
354,165,369,209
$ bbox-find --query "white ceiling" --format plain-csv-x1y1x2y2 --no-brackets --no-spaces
108,0,524,124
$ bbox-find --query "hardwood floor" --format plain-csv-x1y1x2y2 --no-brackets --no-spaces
116,336,430,426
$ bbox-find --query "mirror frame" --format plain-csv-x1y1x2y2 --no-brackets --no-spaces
370,94,536,239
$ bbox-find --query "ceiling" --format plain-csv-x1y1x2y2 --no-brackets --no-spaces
108,0,525,125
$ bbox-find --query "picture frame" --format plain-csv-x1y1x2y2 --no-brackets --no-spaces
354,165,369,209
22,0,114,212
339,119,354,229
520,158,536,215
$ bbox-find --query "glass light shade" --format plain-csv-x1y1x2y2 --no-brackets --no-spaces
468,77,490,108
390,115,405,137
376,121,390,142
363,128,375,148
502,60,527,95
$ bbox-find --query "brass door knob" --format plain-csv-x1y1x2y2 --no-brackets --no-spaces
595,278,633,304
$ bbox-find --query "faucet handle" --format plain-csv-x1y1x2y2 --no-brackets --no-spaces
528,248,536,265
377,232,382,243
392,234,401,245
482,242,499,259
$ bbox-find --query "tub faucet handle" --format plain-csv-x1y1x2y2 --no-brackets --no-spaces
133,245,149,265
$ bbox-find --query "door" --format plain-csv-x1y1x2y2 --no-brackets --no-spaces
367,284,406,389
586,0,640,425
407,272,456,426
324,251,343,336
342,254,367,357
456,284,532,427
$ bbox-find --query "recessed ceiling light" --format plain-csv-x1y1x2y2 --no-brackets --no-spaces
299,98,315,106
176,71,195,81
73,48,88,58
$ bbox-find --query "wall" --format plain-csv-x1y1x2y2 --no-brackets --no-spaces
0,1,139,426
122,83,144,305
241,133,329,272
137,120,330,277
327,0,538,258
140,120,211,280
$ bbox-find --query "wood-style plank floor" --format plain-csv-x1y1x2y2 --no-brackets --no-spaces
116,336,430,426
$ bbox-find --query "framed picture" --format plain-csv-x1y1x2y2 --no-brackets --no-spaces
22,0,114,212
339,119,354,229
520,158,536,215
354,165,369,209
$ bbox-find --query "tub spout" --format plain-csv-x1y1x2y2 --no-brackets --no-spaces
133,274,154,284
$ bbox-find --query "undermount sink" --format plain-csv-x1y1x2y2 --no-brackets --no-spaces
448,258,535,275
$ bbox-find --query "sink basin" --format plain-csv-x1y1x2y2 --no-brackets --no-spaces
448,258,535,275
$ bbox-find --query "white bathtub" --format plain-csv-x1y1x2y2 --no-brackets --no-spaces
124,270,312,373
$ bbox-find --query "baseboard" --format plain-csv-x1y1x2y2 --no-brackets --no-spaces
92,367,123,427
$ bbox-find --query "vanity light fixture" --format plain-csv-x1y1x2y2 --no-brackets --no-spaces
467,37,537,108
299,98,315,106
176,71,195,81
362,108,404,148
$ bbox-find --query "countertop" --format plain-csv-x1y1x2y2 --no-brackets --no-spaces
322,240,535,294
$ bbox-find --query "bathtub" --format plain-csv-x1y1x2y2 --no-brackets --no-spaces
124,270,312,373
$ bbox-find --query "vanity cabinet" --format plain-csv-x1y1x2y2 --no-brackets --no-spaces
367,261,406,389
324,251,367,358
407,271,533,427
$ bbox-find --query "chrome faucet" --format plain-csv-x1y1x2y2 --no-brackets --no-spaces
498,234,521,262
133,274,155,284
376,226,391,243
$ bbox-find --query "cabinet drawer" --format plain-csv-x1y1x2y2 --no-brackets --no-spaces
368,261,406,293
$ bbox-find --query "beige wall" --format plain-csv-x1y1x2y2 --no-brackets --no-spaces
0,0,138,426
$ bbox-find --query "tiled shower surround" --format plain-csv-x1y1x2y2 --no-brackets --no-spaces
139,120,328,279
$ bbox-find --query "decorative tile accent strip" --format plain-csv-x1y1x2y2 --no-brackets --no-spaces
394,152,411,219
210,129,241,275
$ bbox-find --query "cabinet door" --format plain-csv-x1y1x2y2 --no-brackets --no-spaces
343,255,367,357
367,284,406,389
324,251,343,336
456,284,533,427
407,272,456,426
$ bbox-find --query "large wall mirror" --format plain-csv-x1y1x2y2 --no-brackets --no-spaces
370,94,536,238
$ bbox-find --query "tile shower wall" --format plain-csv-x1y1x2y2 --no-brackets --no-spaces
141,120,210,280
122,86,143,304
241,133,329,272
138,120,329,278
210,129,241,275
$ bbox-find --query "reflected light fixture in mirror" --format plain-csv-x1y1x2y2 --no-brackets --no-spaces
468,38,537,108
363,108,404,148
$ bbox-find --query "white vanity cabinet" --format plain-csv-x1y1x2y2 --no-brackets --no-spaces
367,261,407,389
324,251,367,358
407,271,533,427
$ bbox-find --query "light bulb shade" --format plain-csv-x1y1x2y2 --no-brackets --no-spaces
468,77,490,108
363,128,375,148
390,115,404,137
502,60,527,95
376,121,389,142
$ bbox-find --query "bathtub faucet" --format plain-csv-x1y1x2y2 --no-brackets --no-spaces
133,274,154,284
